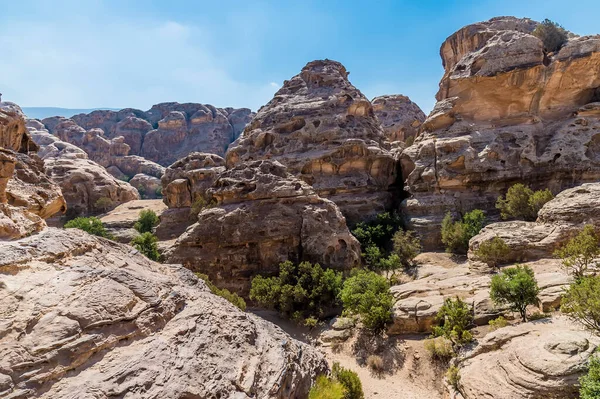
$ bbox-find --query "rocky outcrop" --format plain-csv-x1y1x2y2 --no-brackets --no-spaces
469,182,600,264
372,95,426,143
226,60,397,224
100,199,167,243
27,120,140,216
401,17,600,249
0,103,65,238
456,316,599,399
164,160,361,295
0,227,327,398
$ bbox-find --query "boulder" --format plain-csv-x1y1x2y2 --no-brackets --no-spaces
372,94,426,143
164,160,361,295
99,199,168,243
226,59,397,224
0,227,327,398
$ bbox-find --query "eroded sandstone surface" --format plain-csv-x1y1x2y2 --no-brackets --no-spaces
372,94,425,143
226,60,397,224
401,16,600,248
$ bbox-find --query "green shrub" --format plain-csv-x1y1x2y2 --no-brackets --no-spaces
332,362,364,399
94,196,114,212
488,316,508,331
64,216,112,239
351,212,402,251
580,352,600,399
134,209,160,234
131,232,161,261
250,261,343,320
190,197,217,216
196,273,246,311
309,375,345,399
441,210,485,255
432,297,474,344
340,270,393,333
137,185,147,199
474,236,511,268
528,312,551,321
561,276,600,334
424,336,454,360
532,19,568,53
404,135,415,147
554,225,600,278
392,229,422,268
490,265,540,322
366,355,384,374
304,316,319,329
155,187,163,198
496,184,553,221
446,365,461,390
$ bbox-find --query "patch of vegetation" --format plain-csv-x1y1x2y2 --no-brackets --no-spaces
561,276,600,334
64,216,112,239
134,209,159,234
154,186,163,198
351,212,402,251
94,196,114,212
488,316,508,331
528,311,551,321
424,336,454,361
441,210,486,255
391,229,422,269
309,375,345,399
446,365,461,391
490,265,540,322
474,236,511,268
532,19,569,53
580,352,600,399
340,269,393,334
404,135,415,147
250,261,343,321
496,184,553,221
131,232,161,261
554,225,600,279
332,362,364,399
366,355,384,374
432,297,474,344
196,273,246,311
190,196,217,216
136,185,147,199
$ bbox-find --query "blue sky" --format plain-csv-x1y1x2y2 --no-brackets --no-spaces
1,0,599,114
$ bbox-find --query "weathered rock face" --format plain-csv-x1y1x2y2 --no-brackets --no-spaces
226,60,397,224
27,121,140,216
469,182,600,264
456,316,599,399
100,199,167,243
401,16,600,249
0,103,65,238
164,160,361,295
372,95,426,143
0,227,327,398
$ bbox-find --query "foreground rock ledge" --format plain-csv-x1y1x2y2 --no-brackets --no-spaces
0,228,326,398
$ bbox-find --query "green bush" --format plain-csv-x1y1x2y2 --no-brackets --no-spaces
496,184,553,221
137,185,147,199
580,352,600,399
392,229,422,268
155,187,163,198
561,276,600,334
340,270,393,333
490,265,540,322
424,336,454,360
351,212,402,251
488,316,508,331
94,196,114,212
250,261,343,320
332,362,364,399
196,273,246,311
131,232,161,261
134,209,160,234
441,210,485,255
446,365,461,390
474,236,511,268
64,216,112,239
190,197,217,216
554,225,600,279
309,375,345,399
432,297,474,344
528,311,551,321
532,19,568,53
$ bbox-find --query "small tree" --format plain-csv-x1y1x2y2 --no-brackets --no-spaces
580,353,600,399
446,365,461,391
332,362,364,399
532,19,569,53
340,270,393,334
441,210,485,255
64,216,112,239
561,276,600,334
554,225,600,278
529,189,554,216
490,265,540,322
432,297,474,344
134,209,159,234
94,197,114,212
190,197,216,216
392,229,422,268
309,375,345,399
474,236,511,269
131,232,161,261
496,184,554,221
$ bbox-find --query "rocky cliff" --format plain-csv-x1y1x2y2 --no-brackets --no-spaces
401,16,600,248
372,94,426,143
226,60,397,224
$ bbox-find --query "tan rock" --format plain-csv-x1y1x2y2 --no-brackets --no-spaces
372,94,425,143
100,199,167,243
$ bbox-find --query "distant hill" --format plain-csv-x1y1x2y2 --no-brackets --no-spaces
22,107,120,119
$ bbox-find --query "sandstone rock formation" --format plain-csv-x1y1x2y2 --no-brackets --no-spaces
0,103,65,238
401,16,600,249
164,160,361,295
226,60,397,224
455,316,599,399
27,120,140,216
0,227,327,398
469,182,600,264
100,199,167,243
372,95,426,143
389,254,570,334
